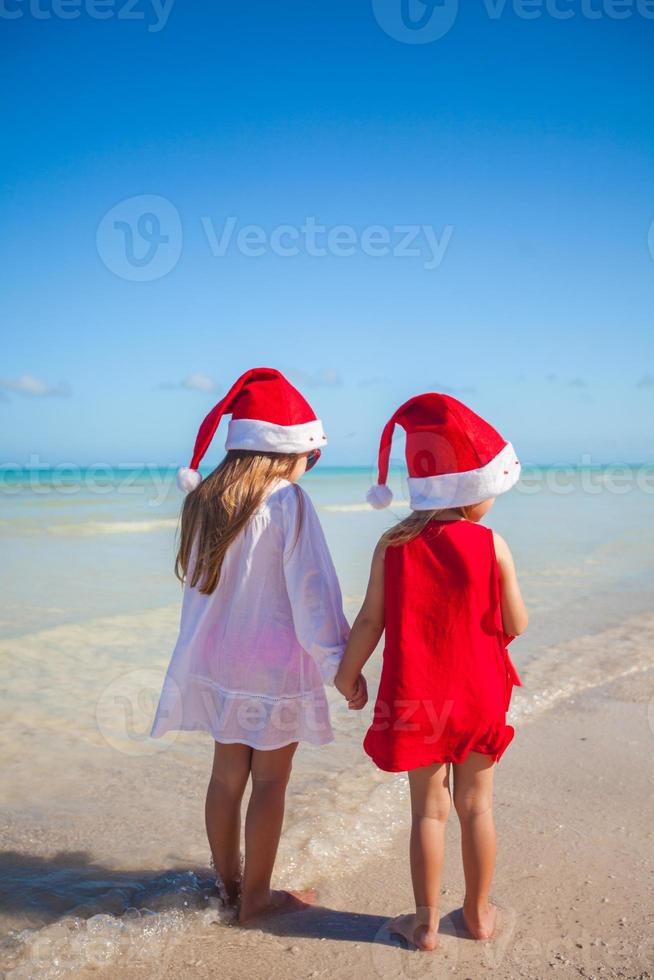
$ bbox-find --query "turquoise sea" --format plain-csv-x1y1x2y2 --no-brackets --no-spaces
2,463,653,649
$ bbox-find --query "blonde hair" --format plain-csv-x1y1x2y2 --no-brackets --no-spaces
175,450,304,595
382,506,474,547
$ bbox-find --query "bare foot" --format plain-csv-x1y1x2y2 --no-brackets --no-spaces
389,914,439,951
462,901,497,940
215,879,240,907
238,888,317,924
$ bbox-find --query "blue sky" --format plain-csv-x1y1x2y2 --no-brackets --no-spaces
1,0,653,466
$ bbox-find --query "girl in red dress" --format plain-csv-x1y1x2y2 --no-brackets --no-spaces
335,392,527,952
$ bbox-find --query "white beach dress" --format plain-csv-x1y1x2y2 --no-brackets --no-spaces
151,480,349,749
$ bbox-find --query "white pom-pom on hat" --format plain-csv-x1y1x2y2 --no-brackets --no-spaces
177,467,202,493
367,483,393,509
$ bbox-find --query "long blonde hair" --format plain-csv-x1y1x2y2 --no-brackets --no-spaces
175,450,304,595
382,507,468,547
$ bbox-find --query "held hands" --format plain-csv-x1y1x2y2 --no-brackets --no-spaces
335,670,368,710
348,674,368,710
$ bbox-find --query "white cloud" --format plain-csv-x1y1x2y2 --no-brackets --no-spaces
159,373,218,393
0,374,70,397
182,372,217,392
290,368,342,389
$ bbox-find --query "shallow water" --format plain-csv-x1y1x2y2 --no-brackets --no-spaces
1,465,653,977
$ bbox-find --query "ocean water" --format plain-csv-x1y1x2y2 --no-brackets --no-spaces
1,464,653,977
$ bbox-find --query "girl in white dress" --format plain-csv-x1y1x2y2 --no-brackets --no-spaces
151,368,365,922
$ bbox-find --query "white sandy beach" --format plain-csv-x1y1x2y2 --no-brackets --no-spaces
1,612,653,980
94,663,652,980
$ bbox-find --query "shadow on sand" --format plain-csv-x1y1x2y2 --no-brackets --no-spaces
0,850,415,949
254,903,478,951
0,850,218,927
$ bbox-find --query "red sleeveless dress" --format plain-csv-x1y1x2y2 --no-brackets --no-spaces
363,520,522,772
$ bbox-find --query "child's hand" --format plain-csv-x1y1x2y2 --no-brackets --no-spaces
334,669,355,701
345,674,368,711
335,670,367,708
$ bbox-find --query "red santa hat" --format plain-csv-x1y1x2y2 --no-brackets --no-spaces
177,367,326,492
367,392,520,511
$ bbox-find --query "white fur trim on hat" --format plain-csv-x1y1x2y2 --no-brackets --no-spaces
177,467,203,493
408,443,521,511
367,483,394,509
225,417,327,454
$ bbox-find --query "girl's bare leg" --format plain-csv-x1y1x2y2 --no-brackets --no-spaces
390,761,451,951
239,742,315,923
453,751,497,939
205,742,252,905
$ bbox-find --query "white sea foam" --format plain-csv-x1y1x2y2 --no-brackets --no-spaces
0,873,233,980
320,500,410,512
508,611,654,723
44,519,178,537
